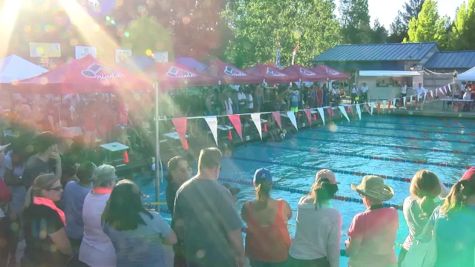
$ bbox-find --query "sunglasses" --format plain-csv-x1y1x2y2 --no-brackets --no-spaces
48,186,63,191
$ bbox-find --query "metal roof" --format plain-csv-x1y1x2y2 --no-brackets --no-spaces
315,42,438,62
424,51,475,70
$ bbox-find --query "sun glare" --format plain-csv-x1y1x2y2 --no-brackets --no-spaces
0,0,23,58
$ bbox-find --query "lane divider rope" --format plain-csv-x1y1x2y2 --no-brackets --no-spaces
340,124,475,137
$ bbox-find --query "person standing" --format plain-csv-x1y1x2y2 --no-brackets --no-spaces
166,156,191,214
242,168,291,267
173,148,245,267
351,84,358,104
289,169,341,267
346,175,398,267
79,164,117,267
360,83,369,103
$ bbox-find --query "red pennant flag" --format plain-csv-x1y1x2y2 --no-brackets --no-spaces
304,109,312,125
272,111,282,129
327,107,334,118
227,130,233,141
122,151,129,164
377,102,381,113
228,114,243,140
172,117,189,150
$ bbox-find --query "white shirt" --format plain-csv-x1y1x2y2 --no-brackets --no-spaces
463,91,472,100
416,86,427,95
289,196,341,267
401,85,407,94
79,192,116,267
247,94,254,109
224,97,233,115
360,86,368,93
351,87,358,94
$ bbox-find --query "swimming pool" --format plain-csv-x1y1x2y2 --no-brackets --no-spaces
219,115,475,256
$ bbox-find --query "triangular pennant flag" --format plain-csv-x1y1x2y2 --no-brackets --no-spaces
356,104,362,120
410,95,414,102
287,111,298,130
403,96,406,107
443,86,448,94
435,89,438,97
392,98,397,108
338,106,350,122
171,117,189,151
304,109,312,125
430,90,434,98
272,111,282,129
448,84,452,92
204,116,218,145
424,92,427,101
368,103,374,115
228,114,243,140
250,113,262,139
439,88,444,95
317,107,325,125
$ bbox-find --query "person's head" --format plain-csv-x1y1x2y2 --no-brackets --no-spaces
440,167,475,215
77,161,97,184
26,173,62,207
253,168,273,207
33,131,60,157
418,83,422,88
410,170,442,199
310,169,338,208
167,156,191,186
92,164,117,188
102,179,149,231
197,147,222,179
351,175,394,207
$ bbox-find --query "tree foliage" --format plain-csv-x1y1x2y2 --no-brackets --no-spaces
449,0,475,50
222,0,341,67
389,0,425,42
339,0,373,44
406,0,449,48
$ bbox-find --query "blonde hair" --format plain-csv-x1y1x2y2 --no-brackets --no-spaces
410,170,441,199
24,173,58,208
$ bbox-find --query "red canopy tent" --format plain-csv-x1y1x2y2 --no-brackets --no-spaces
283,64,326,82
245,64,299,85
207,59,262,85
312,65,349,80
154,62,218,90
13,55,151,94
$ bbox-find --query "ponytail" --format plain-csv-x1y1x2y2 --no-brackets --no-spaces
311,179,338,210
440,179,475,215
255,182,271,209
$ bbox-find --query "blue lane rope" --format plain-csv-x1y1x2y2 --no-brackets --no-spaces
295,136,475,156
220,177,403,210
318,129,475,144
230,156,454,188
249,143,469,170
339,124,475,137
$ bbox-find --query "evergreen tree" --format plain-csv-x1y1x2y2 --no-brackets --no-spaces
450,0,475,50
389,0,425,43
339,0,373,44
222,0,341,67
406,0,449,48
371,20,388,44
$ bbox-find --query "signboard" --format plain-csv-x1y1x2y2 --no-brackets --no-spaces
115,49,132,64
75,46,97,59
29,42,61,58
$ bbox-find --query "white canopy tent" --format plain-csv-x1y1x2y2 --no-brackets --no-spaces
458,66,475,81
0,55,47,83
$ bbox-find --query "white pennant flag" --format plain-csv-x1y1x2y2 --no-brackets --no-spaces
317,107,325,125
423,92,427,102
430,90,434,98
338,106,350,122
250,113,262,139
204,117,218,145
403,96,406,107
287,111,298,130
417,94,421,102
370,103,374,115
356,104,362,120
392,98,397,108
439,88,444,95
443,86,448,94
448,84,452,92
410,95,414,102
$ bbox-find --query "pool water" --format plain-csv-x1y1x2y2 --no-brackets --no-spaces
219,115,475,255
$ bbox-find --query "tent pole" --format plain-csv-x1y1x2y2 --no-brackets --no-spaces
154,81,162,211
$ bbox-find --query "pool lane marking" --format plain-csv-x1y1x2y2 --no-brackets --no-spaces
296,137,475,156
316,129,475,145
359,119,475,130
248,143,468,169
359,121,475,133
339,124,475,137
230,156,454,188
220,177,403,210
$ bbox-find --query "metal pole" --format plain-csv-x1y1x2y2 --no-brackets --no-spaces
154,81,161,210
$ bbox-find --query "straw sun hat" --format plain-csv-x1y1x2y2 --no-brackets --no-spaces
351,175,394,202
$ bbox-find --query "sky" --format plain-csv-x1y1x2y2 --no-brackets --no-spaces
367,0,466,30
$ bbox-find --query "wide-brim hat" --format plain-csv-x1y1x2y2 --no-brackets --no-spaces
351,175,394,202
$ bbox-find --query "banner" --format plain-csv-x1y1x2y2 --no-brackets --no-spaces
356,104,362,120
251,113,262,139
75,46,97,59
115,49,132,64
338,106,350,122
272,111,282,129
171,117,189,151
29,42,61,58
317,108,325,125
287,111,298,130
304,109,312,125
228,114,243,140
204,116,218,145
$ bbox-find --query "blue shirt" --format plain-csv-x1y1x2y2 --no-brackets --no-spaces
104,211,173,267
63,180,91,239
